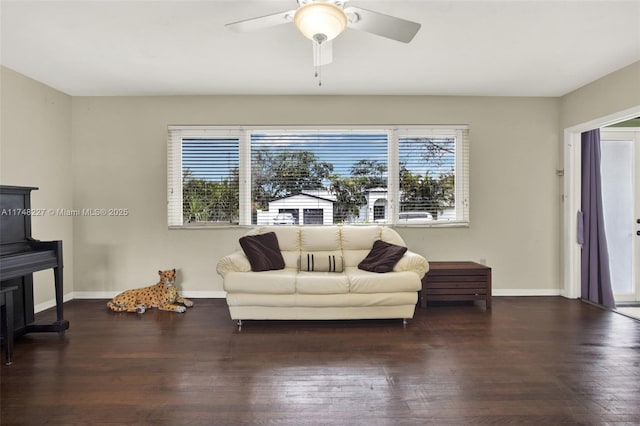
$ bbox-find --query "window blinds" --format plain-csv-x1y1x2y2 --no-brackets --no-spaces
168,126,469,228
167,128,240,226
397,127,469,224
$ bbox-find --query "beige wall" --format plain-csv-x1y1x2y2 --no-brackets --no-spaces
561,61,640,128
0,64,570,301
3,60,639,306
0,66,74,307
71,95,561,296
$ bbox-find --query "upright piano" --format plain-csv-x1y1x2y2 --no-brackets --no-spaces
0,185,69,337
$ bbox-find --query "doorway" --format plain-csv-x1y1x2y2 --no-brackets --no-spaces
600,129,640,303
562,106,640,302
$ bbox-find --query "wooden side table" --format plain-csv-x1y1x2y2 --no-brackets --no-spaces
420,261,491,310
1,286,18,365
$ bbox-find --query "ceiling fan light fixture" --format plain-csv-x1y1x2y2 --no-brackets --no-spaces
294,2,347,42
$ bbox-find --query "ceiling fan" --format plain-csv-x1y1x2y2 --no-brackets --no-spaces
226,0,421,81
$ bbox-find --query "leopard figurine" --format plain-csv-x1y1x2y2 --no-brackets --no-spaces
106,269,194,314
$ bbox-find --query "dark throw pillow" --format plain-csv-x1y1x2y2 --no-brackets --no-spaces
239,232,285,272
358,240,408,273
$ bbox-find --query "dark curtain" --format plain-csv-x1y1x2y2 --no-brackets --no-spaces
580,129,615,309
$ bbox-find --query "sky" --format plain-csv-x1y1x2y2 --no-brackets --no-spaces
182,132,455,183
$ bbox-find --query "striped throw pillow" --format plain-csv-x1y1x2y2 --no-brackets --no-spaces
299,252,344,273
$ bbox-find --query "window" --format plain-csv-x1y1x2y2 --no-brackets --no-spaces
373,201,386,221
168,129,241,226
168,126,469,228
251,131,387,225
398,128,469,224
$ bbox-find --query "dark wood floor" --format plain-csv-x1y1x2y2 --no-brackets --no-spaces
2,297,640,425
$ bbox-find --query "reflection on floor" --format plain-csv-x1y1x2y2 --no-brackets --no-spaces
616,306,640,321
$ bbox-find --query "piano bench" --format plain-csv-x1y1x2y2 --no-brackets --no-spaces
1,286,18,365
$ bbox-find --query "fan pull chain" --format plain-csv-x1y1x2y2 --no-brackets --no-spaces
315,62,322,87
313,34,327,87
314,48,322,87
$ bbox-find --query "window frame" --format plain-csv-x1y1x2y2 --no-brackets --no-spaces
168,125,469,229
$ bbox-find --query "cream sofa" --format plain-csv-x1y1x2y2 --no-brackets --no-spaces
216,225,429,322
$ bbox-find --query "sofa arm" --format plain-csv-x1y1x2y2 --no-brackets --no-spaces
393,250,429,278
216,251,252,277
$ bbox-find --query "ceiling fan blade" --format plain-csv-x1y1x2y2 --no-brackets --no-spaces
313,40,333,67
225,10,294,33
344,6,421,43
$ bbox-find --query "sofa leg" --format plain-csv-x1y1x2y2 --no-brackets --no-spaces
237,319,243,329
402,318,408,326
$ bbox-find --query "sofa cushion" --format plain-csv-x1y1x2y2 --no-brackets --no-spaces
299,252,344,272
358,240,408,273
346,268,422,293
340,226,382,251
248,226,300,251
300,226,341,251
239,232,285,272
226,293,297,307
223,270,297,294
343,249,372,268
296,272,349,294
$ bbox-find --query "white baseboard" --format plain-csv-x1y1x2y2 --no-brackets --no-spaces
72,291,227,299
35,289,564,313
35,291,227,313
34,293,76,314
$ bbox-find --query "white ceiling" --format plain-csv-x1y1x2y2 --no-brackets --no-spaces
1,0,639,97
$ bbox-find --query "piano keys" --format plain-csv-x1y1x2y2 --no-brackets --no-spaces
0,185,69,337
